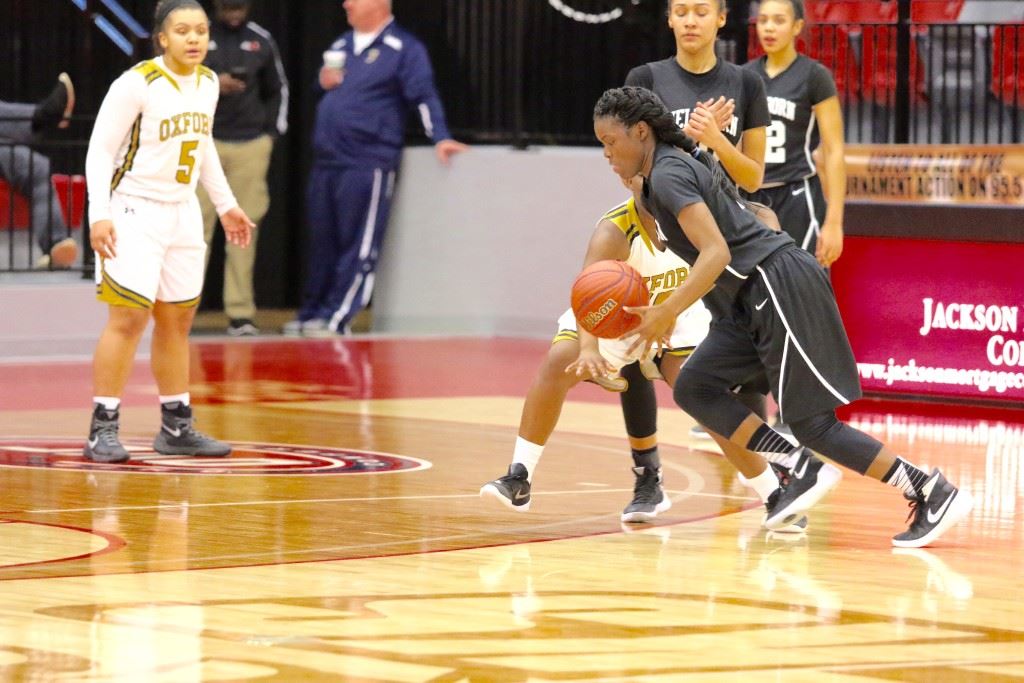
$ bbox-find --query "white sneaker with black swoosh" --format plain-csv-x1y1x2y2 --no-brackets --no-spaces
152,401,231,457
480,463,531,511
892,469,973,548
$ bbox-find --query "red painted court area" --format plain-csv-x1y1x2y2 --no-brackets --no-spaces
0,337,625,411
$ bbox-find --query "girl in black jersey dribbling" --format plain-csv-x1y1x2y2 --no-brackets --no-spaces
593,86,974,548
744,0,845,266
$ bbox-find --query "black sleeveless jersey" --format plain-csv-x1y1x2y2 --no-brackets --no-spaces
743,55,838,184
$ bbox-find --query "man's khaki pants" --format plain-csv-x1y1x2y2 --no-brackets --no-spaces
198,134,273,321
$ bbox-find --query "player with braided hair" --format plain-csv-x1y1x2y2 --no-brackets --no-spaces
593,85,973,547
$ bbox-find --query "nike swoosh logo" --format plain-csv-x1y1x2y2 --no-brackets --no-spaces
87,437,99,450
793,456,809,479
755,298,769,311
162,425,183,438
514,491,529,501
792,187,806,196
926,492,955,523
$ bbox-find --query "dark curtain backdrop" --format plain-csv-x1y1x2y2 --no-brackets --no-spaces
0,0,676,307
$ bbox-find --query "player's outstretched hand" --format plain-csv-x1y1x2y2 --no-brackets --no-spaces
622,304,674,359
221,207,255,248
565,347,616,381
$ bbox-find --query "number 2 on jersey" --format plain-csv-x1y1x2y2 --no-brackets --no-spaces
176,140,198,184
765,120,786,164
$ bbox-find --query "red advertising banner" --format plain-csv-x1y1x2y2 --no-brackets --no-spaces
832,236,1024,404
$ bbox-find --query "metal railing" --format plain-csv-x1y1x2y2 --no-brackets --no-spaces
0,133,89,273
416,0,1024,146
66,0,149,58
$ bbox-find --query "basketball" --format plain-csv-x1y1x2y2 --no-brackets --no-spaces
570,260,650,338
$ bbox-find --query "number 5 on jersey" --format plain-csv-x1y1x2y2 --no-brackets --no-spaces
176,140,198,184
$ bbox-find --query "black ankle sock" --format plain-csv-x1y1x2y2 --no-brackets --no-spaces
631,446,660,470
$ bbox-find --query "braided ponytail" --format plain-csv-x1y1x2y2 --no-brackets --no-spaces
594,86,745,205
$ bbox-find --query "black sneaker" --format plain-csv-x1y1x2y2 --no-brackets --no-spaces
764,448,842,530
152,402,231,456
479,463,531,511
621,466,671,523
33,72,74,132
84,404,130,463
892,469,973,548
227,318,259,336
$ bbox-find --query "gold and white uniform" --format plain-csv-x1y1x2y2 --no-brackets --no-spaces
556,197,712,373
85,57,237,308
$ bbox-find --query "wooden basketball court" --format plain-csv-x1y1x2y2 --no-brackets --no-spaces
0,336,1020,680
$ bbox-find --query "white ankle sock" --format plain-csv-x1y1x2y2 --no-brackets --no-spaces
512,437,544,482
159,393,190,407
740,464,781,503
93,396,121,411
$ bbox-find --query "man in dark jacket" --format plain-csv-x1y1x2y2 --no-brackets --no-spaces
285,0,467,337
199,0,288,336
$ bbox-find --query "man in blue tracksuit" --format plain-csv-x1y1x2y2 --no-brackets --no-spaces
288,0,467,336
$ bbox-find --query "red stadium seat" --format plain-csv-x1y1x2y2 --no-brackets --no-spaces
0,175,86,230
992,24,1024,108
51,174,86,229
0,178,31,229
911,0,966,24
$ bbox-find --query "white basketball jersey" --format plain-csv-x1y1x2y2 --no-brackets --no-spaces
602,197,695,306
87,57,235,224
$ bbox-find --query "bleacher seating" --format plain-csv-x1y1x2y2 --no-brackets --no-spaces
746,0,932,106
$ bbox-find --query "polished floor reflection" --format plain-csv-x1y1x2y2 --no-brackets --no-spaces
0,337,1021,681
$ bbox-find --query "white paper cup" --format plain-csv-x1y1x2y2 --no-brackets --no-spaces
323,50,346,70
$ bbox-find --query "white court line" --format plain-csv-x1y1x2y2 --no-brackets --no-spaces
2,462,760,568
8,487,755,516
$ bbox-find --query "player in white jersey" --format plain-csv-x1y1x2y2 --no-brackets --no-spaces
82,0,255,464
480,187,810,529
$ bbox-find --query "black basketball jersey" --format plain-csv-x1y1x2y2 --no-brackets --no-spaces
643,144,793,302
625,57,770,158
743,55,838,185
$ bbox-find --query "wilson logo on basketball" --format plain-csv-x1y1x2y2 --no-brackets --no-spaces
0,438,431,476
581,298,619,329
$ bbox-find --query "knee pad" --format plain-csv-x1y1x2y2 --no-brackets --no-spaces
619,362,657,438
789,412,883,475
734,388,767,421
673,366,719,415
674,367,751,437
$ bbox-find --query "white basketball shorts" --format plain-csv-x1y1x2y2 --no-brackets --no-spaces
95,192,206,309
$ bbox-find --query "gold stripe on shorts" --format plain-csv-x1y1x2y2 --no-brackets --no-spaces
96,268,153,309
664,346,696,358
164,295,202,308
552,329,578,345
